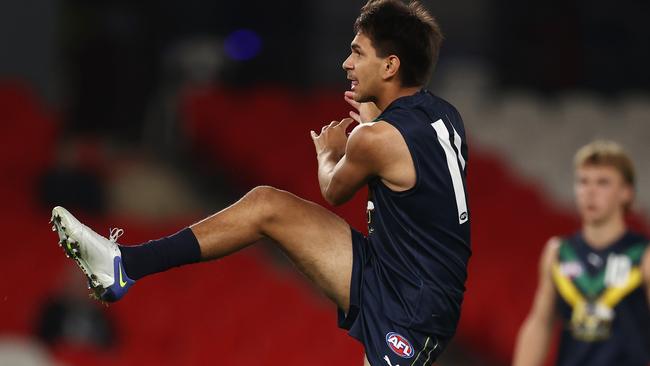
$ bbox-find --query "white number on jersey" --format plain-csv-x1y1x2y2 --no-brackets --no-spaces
431,119,468,224
604,253,631,287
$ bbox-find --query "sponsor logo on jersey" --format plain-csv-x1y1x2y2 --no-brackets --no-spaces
385,332,414,358
560,261,583,278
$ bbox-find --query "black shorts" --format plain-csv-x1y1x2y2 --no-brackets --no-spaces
338,228,448,366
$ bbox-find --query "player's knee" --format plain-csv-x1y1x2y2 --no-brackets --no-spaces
247,185,281,202
246,186,288,220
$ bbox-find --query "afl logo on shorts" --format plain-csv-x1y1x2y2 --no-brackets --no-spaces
385,332,415,358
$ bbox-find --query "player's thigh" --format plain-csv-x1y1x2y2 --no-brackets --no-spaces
258,186,354,311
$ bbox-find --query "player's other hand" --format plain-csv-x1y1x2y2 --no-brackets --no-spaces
311,118,355,161
345,91,381,124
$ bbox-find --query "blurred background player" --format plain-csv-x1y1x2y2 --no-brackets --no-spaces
50,1,470,365
513,140,650,366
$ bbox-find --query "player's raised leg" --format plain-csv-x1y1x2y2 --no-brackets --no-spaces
52,185,354,311
190,185,354,311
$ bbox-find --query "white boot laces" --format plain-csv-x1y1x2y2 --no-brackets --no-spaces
109,228,124,243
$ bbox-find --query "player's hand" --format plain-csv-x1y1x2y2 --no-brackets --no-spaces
311,118,355,161
345,91,382,124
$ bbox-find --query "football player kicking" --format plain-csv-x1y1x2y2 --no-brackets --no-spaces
52,1,471,364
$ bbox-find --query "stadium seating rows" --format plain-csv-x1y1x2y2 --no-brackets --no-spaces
1,82,647,365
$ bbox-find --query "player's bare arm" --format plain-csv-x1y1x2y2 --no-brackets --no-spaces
513,237,560,366
311,118,415,205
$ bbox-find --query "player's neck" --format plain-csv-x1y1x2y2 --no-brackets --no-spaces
582,214,626,250
376,86,422,111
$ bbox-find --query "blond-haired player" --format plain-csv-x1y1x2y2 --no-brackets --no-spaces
514,140,650,366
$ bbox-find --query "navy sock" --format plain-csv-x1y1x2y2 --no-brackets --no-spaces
119,228,202,280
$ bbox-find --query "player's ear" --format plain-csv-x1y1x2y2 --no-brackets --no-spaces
382,55,400,80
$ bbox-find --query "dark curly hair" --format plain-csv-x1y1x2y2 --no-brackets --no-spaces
354,0,443,87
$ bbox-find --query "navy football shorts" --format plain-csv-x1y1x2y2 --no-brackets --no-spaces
338,228,448,366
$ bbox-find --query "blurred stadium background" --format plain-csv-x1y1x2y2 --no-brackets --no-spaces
1,0,649,365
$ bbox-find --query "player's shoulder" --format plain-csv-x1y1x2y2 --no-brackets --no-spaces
540,236,563,272
642,245,650,278
424,91,463,119
545,236,563,249
348,121,401,150
635,232,650,263
428,92,459,109
346,122,407,166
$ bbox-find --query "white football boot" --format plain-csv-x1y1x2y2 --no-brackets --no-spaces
51,206,134,302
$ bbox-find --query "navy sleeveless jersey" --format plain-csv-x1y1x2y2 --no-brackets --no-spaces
553,231,650,366
365,89,471,338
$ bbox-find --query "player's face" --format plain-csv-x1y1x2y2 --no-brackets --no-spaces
574,165,632,225
342,32,385,103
